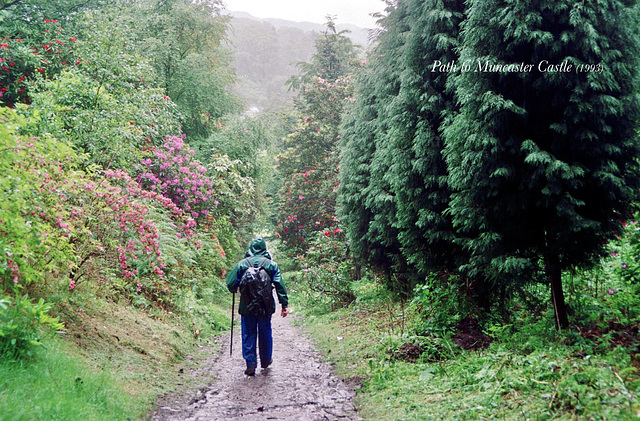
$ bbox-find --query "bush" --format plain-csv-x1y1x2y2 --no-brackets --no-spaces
298,228,356,309
410,274,479,336
0,292,63,359
0,108,76,288
137,135,214,222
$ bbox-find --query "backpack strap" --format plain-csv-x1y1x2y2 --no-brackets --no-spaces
245,257,269,269
258,258,269,269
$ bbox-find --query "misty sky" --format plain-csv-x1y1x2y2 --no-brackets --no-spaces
222,0,385,28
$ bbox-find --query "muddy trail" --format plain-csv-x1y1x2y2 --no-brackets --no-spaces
150,313,360,421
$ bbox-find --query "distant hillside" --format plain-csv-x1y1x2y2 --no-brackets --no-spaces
228,11,372,47
225,11,371,112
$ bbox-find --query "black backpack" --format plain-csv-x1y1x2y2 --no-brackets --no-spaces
238,258,274,318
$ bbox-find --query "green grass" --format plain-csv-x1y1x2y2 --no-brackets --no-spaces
295,277,640,420
0,277,233,421
0,337,145,421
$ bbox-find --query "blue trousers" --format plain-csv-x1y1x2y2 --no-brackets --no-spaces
241,314,273,368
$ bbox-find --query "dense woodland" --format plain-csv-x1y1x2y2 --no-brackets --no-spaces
2,0,640,419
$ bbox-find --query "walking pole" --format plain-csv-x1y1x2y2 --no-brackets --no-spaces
230,292,235,356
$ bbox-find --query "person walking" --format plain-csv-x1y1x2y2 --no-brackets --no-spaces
226,237,288,376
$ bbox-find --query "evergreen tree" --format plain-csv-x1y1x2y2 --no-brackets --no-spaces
286,15,360,92
444,0,640,328
338,1,410,291
387,0,465,276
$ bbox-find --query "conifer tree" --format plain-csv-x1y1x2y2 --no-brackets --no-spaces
339,1,410,290
387,0,465,275
444,0,640,328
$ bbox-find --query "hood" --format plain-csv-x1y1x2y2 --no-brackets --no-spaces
245,237,272,259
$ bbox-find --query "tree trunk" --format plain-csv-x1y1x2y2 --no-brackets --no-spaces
545,252,569,330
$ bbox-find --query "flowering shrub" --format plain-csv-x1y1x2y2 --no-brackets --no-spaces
137,135,213,222
1,108,200,301
298,227,355,307
0,18,78,108
55,168,199,296
1,108,76,288
276,74,352,254
276,162,339,253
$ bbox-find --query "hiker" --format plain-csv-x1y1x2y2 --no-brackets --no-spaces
226,237,288,376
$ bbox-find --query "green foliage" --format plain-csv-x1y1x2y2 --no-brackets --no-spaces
410,274,478,336
170,283,231,336
339,0,640,322
137,0,240,140
0,108,77,288
278,76,352,174
0,292,63,359
338,2,410,283
24,11,183,172
443,0,640,314
206,153,259,235
386,0,464,277
197,115,266,177
0,0,108,26
612,217,640,287
296,229,356,309
287,16,360,91
298,257,640,420
201,215,241,268
276,19,360,254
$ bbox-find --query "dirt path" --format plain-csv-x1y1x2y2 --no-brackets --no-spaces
150,313,360,421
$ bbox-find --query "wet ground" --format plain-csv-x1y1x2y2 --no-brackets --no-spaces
150,313,360,421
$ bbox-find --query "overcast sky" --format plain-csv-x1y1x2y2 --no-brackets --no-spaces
222,0,385,28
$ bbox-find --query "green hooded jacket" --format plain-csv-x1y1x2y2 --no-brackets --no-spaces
226,237,288,316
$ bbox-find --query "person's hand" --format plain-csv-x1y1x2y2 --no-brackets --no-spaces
281,307,288,318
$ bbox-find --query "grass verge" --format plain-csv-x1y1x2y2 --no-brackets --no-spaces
0,336,142,421
0,281,232,421
297,279,640,420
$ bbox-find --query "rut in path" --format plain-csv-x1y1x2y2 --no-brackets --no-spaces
151,313,360,421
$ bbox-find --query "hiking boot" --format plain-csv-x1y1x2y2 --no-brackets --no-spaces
244,366,256,376
261,359,272,369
